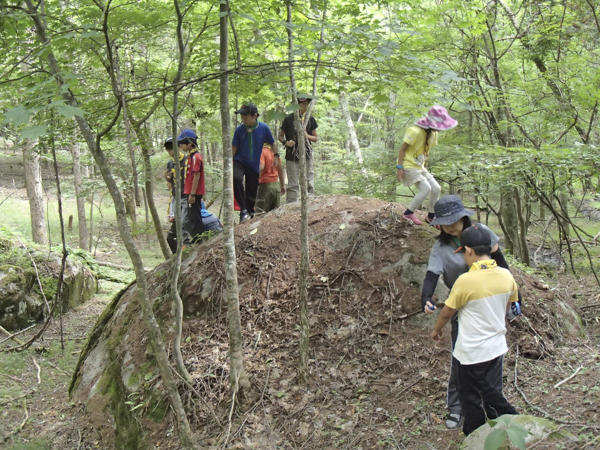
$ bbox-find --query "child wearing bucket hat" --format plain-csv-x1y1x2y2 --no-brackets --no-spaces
421,195,522,430
396,106,457,225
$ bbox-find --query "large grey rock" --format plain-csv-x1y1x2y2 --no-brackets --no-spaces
460,414,577,449
0,250,97,331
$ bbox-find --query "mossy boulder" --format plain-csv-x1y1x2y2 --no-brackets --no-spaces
0,244,98,331
460,414,578,449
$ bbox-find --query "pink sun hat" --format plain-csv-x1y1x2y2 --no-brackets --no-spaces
415,106,458,131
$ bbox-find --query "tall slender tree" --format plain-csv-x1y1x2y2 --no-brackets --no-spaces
221,0,250,395
286,0,311,384
20,1,196,447
23,139,47,245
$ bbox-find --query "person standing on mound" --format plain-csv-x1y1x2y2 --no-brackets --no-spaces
232,102,279,223
396,106,457,225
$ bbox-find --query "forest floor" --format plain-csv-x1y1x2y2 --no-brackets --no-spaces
2,149,600,449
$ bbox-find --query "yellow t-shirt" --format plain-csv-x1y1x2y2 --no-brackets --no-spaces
402,126,438,170
445,260,518,365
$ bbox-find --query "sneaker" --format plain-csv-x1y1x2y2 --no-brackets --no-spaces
240,210,250,223
446,413,463,430
402,212,423,225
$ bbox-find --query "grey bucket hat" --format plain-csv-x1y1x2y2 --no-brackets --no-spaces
430,195,474,226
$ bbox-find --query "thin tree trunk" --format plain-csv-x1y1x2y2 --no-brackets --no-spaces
114,49,141,208
133,122,172,260
339,91,363,165
221,0,249,395
23,1,196,446
70,136,89,250
89,166,95,252
513,187,530,265
286,0,311,384
170,0,193,385
23,139,47,245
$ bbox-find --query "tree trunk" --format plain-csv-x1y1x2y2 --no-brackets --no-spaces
132,121,172,260
23,140,48,245
71,138,89,250
287,0,311,384
22,1,196,446
339,91,363,165
170,0,193,385
513,187,530,266
221,0,249,396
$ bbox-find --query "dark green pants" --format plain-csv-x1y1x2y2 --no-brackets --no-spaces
255,182,280,215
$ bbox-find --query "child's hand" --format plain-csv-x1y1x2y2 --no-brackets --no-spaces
424,301,437,315
431,329,443,341
396,168,404,182
280,186,286,195
285,140,295,147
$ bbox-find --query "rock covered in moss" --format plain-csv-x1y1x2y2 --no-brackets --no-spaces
0,242,98,331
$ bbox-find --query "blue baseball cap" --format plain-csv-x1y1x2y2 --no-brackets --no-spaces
177,129,197,143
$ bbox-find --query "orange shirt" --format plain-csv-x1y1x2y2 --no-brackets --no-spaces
259,147,278,184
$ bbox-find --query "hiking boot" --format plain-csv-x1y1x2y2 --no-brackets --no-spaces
446,413,463,430
240,210,250,223
402,212,423,225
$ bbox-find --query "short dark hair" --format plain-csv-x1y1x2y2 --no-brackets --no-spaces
470,245,492,256
436,216,472,245
178,138,197,148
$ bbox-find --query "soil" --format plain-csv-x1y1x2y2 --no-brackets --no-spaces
39,195,600,449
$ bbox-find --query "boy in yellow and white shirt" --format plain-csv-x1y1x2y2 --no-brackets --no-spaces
431,225,518,435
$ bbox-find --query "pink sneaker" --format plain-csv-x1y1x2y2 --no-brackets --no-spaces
402,212,422,225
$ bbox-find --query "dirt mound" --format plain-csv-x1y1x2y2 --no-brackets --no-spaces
69,195,585,449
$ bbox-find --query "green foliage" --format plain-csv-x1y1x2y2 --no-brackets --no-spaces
484,416,530,450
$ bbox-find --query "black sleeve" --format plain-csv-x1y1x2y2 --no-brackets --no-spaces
421,270,440,312
491,248,523,304
491,248,509,270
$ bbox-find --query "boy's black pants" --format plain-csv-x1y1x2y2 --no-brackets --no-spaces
182,194,203,243
458,355,518,435
233,160,259,214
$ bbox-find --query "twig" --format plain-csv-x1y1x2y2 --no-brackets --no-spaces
513,346,595,426
0,391,33,407
393,374,426,400
2,399,29,442
221,371,241,449
170,366,222,427
32,357,41,384
581,302,600,310
232,365,271,441
0,324,26,346
0,189,17,209
46,360,71,377
553,366,583,389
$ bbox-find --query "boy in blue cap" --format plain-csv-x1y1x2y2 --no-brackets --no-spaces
178,129,205,242
164,136,191,252
232,102,279,222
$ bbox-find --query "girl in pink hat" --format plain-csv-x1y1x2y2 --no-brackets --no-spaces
396,106,457,225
